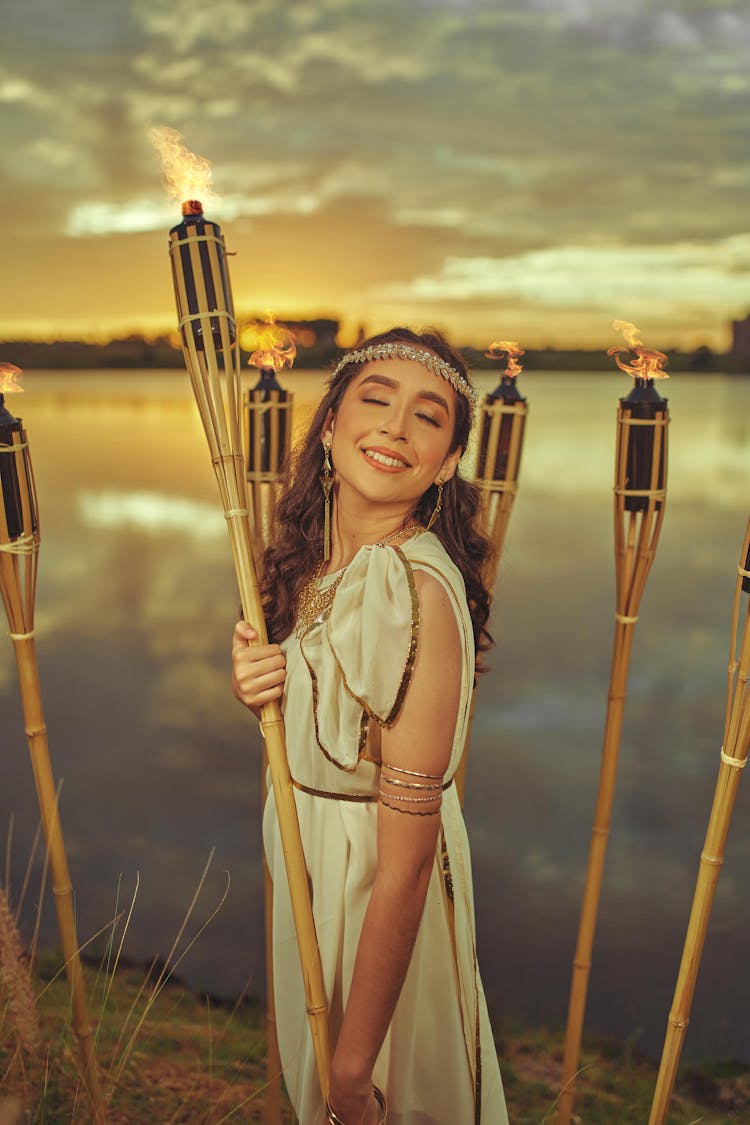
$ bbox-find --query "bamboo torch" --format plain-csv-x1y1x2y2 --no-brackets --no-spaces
152,127,331,1102
0,364,105,1122
558,321,670,1125
455,341,528,805
243,317,295,569
242,317,296,1125
475,340,528,591
648,521,750,1123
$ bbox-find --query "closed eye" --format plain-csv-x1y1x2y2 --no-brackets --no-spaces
362,396,389,406
416,411,441,427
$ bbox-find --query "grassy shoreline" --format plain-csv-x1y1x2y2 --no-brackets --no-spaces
2,956,749,1123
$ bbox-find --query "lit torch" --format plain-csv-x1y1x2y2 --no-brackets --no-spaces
152,128,330,1111
475,340,528,580
558,321,670,1125
241,314,296,1124
0,365,104,1121
242,316,296,566
453,342,529,806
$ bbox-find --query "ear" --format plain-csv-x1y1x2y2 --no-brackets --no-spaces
437,445,462,484
320,410,335,446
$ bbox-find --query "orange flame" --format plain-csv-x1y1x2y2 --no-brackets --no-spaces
242,317,297,373
0,363,23,394
607,320,669,380
485,340,524,379
150,125,214,205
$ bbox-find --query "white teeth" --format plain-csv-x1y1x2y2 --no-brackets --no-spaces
364,448,406,468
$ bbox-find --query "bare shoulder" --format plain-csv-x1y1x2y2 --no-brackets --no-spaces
413,569,461,657
383,568,461,778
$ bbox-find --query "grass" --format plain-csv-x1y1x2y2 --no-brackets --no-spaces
2,954,296,1123
2,957,750,1123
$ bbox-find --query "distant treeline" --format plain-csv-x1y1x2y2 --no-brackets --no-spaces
2,334,748,374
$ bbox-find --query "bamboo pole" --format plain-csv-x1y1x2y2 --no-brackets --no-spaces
456,378,528,806
557,382,668,1125
244,375,292,569
244,368,294,1125
648,520,750,1124
167,209,331,1102
0,407,105,1123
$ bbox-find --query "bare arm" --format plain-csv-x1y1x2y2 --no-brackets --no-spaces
327,572,461,1124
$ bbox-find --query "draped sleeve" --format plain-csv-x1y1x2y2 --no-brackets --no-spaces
298,544,419,772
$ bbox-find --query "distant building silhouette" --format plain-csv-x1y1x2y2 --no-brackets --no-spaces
731,313,750,357
278,318,339,350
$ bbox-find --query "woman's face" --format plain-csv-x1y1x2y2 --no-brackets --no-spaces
321,356,462,515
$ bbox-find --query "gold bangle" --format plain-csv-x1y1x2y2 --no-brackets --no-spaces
325,1085,387,1124
373,1085,387,1123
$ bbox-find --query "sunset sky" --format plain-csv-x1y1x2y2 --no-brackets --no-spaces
0,0,748,349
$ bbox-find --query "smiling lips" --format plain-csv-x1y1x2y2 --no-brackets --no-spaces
362,446,411,471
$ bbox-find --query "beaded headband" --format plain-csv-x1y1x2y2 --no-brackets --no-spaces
330,343,478,411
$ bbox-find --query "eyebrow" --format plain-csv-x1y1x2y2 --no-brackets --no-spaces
359,373,451,415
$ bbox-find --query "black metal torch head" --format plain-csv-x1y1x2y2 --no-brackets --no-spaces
479,376,528,484
619,377,668,512
168,200,237,352
0,393,38,541
487,373,526,406
245,368,292,478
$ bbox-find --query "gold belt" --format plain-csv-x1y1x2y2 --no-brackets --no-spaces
291,778,454,802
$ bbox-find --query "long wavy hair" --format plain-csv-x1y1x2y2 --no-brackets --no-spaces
261,327,495,664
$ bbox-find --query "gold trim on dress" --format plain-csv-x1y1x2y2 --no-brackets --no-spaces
300,546,421,771
299,645,362,774
327,545,421,731
292,779,377,803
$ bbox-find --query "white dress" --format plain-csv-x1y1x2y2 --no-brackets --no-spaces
263,531,508,1125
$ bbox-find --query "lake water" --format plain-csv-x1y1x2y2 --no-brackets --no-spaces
1,368,750,1064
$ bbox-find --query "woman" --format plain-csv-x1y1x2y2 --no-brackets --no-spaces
232,328,508,1125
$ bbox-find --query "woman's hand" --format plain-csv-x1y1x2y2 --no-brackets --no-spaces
326,1078,380,1125
231,621,286,717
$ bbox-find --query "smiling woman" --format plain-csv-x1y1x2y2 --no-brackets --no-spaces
231,327,509,1124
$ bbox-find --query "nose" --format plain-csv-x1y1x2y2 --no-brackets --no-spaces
378,402,409,442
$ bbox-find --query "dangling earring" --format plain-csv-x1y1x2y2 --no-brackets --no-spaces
425,481,443,532
320,441,333,561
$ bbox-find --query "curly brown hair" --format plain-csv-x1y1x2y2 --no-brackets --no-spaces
260,327,495,664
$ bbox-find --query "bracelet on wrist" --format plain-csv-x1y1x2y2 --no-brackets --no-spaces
325,1084,387,1124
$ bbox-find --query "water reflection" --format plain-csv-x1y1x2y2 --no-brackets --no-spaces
1,370,750,1062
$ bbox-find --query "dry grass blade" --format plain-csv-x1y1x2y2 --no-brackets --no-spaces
0,884,40,1054
108,849,229,1091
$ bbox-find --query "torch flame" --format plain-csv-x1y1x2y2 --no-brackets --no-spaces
607,320,669,381
242,316,297,373
150,125,214,206
0,363,23,394
485,340,525,379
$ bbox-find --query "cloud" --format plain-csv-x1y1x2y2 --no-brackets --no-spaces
1,0,748,344
78,490,226,537
375,235,750,318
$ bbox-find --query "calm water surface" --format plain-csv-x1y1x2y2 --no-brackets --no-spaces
1,368,750,1062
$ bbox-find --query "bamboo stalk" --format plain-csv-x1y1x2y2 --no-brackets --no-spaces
0,429,105,1123
456,392,527,805
557,393,668,1125
168,214,331,1102
648,520,750,1124
243,386,291,1125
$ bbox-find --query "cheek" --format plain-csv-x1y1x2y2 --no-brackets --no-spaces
419,431,453,470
